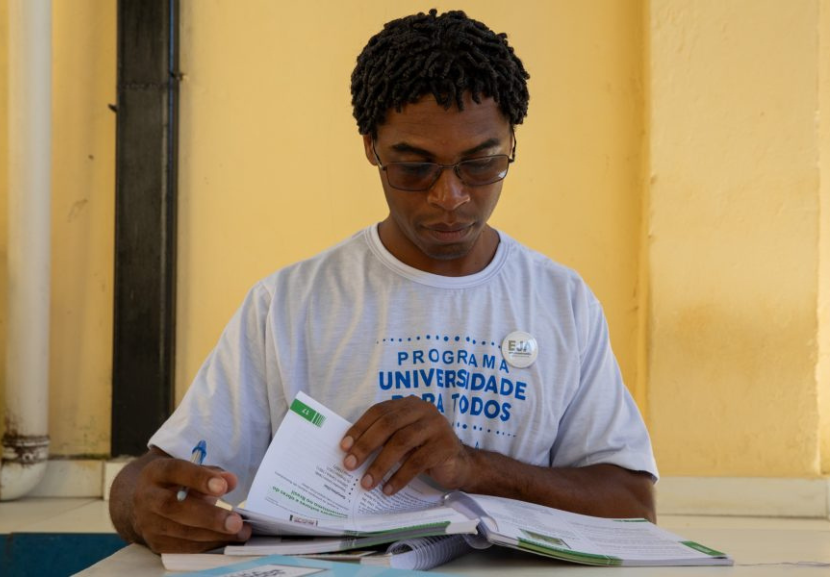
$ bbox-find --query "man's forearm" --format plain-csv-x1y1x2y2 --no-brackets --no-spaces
460,447,656,522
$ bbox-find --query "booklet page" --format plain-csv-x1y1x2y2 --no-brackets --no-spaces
241,392,470,534
466,494,729,564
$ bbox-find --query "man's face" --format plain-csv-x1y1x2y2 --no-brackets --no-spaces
363,94,512,276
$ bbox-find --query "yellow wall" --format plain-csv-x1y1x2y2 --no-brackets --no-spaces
1,1,828,482
0,0,115,456
0,0,6,431
176,0,647,410
49,0,115,455
649,0,824,476
820,0,830,475
0,0,7,432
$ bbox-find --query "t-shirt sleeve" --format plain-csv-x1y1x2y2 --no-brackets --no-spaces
148,282,278,504
549,283,659,481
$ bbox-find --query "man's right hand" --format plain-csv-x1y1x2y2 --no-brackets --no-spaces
109,448,252,553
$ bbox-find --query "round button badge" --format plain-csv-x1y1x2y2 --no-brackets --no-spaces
501,330,539,369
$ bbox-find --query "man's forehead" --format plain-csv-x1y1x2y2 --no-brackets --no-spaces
378,94,510,136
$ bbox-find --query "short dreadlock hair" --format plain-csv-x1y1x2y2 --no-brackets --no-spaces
351,9,530,136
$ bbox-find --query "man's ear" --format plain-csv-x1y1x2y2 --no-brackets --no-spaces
362,134,378,166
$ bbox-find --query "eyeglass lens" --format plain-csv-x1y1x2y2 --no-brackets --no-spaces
387,156,511,191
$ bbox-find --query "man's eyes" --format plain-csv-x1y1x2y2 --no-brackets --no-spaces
463,158,497,173
397,163,435,176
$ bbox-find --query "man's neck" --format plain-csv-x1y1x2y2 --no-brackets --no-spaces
377,220,500,277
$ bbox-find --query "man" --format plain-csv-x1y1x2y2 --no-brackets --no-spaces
110,9,658,554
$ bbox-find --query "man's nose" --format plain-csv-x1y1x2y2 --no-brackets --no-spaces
427,167,470,211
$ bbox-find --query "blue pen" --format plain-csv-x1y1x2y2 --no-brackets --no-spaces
177,440,207,502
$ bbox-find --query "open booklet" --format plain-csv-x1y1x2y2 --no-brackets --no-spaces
233,392,477,545
230,392,732,567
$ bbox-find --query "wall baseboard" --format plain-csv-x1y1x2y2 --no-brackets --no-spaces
28,460,104,498
656,476,830,518
27,458,133,499
27,461,830,519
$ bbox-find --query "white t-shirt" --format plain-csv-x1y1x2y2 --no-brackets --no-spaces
150,225,658,504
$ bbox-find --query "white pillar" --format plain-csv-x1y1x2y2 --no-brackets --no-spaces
1,0,52,501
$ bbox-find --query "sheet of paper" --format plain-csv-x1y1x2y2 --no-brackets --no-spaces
207,565,322,577
242,392,470,534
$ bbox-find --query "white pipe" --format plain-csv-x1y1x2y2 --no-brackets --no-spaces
1,0,51,501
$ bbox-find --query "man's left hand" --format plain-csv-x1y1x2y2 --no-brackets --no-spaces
340,396,473,495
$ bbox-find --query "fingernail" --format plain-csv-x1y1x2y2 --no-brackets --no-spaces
383,484,393,495
344,454,357,469
361,474,373,489
225,515,242,533
341,436,354,450
208,477,225,494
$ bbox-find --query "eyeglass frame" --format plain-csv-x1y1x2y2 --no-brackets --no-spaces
371,134,517,192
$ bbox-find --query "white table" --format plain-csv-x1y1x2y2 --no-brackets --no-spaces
75,519,830,576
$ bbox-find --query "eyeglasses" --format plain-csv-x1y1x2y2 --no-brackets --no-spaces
372,137,516,192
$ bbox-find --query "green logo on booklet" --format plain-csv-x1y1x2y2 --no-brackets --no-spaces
682,541,727,557
290,398,327,427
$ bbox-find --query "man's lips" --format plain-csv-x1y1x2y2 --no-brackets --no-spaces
420,222,475,242
423,222,474,233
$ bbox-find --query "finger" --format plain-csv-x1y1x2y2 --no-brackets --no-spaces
381,444,442,495
145,458,232,498
143,482,246,536
181,489,235,509
157,513,251,543
360,421,431,490
188,490,221,506
341,401,396,451
147,510,246,543
342,397,429,450
207,468,240,494
343,398,425,469
191,471,240,506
